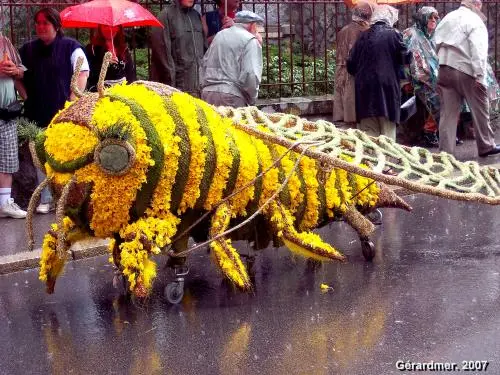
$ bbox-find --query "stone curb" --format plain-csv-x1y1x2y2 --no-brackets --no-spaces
0,238,109,275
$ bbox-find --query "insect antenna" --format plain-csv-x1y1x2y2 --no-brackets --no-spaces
97,52,114,98
70,56,85,99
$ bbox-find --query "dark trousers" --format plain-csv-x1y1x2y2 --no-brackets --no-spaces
437,65,496,155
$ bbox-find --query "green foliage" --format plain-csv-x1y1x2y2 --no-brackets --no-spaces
16,117,41,146
260,42,336,99
134,48,149,80
131,43,335,99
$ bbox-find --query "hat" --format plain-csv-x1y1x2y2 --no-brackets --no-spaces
234,10,264,25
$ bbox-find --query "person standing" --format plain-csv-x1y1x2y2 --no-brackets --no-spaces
333,1,375,125
434,0,500,157
200,10,263,107
0,33,27,218
150,0,206,97
20,7,89,213
20,8,89,129
85,25,136,91
402,7,441,147
347,5,411,140
201,0,240,46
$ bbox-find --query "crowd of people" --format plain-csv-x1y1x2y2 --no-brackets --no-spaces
336,0,500,157
0,2,264,218
1,0,499,220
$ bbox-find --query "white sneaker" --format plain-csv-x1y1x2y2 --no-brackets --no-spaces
0,198,27,219
36,203,54,214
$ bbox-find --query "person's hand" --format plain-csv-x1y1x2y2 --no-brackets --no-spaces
254,31,263,46
0,60,19,77
222,16,234,29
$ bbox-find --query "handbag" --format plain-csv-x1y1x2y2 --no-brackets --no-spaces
0,100,23,121
400,96,416,124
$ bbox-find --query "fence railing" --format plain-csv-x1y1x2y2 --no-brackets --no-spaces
1,0,499,99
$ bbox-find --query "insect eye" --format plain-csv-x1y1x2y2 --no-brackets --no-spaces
94,139,136,176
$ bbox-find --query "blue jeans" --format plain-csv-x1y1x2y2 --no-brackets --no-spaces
36,169,52,205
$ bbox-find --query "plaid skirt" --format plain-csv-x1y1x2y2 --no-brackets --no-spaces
0,119,19,173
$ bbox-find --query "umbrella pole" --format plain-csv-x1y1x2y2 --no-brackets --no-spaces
224,0,227,18
108,25,116,59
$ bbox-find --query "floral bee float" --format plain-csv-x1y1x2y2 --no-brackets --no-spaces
25,54,500,303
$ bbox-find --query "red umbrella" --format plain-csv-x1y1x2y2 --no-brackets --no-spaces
60,0,163,28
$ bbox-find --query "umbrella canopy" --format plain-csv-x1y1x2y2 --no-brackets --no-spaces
60,0,163,28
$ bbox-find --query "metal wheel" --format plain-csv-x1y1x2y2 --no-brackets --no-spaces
361,239,376,261
164,281,184,304
366,209,383,225
113,272,130,296
242,254,256,271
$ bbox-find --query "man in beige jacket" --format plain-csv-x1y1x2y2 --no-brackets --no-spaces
434,0,500,157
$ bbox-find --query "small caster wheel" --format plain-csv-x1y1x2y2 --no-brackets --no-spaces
366,209,383,225
361,239,376,261
164,282,184,304
113,272,130,296
243,255,256,270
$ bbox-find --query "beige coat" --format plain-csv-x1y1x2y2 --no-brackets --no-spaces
333,21,368,123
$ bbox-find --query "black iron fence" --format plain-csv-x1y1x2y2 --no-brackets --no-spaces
1,0,499,98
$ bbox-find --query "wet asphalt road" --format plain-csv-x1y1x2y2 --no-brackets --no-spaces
0,193,499,375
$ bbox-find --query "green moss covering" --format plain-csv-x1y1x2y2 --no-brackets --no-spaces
334,169,348,212
269,144,291,209
222,130,240,198
316,162,327,224
194,103,216,210
34,131,47,167
246,138,263,214
46,152,93,173
164,97,191,214
293,154,307,227
108,94,164,219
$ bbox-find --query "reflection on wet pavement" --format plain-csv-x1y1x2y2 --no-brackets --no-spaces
0,194,499,374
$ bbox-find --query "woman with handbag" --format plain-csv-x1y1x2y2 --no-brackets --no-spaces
0,32,27,218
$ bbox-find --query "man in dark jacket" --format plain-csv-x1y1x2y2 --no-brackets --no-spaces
150,0,206,97
347,5,412,140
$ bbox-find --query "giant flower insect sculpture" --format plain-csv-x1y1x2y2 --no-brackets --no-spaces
25,55,500,302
